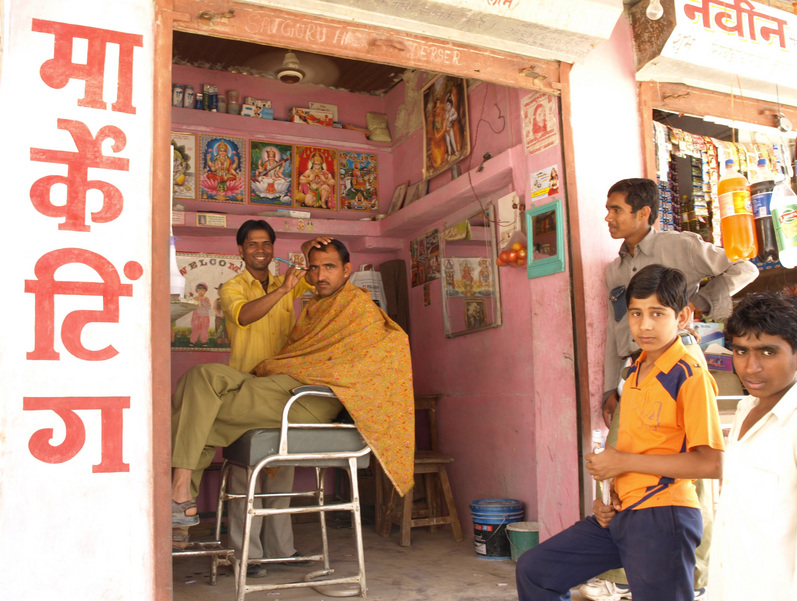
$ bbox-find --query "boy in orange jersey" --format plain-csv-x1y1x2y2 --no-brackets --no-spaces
516,264,725,601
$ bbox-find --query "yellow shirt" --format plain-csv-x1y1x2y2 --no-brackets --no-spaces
219,269,312,373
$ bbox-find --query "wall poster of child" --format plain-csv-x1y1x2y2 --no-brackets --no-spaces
422,74,470,179
199,135,246,203
171,252,245,351
339,151,379,211
294,145,338,210
249,141,293,206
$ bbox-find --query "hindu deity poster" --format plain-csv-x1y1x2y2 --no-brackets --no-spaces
422,75,470,179
443,257,493,297
199,135,246,203
249,141,293,206
339,151,379,211
294,145,338,211
171,132,197,200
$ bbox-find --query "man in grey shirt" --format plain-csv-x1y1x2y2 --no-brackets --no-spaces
581,178,758,601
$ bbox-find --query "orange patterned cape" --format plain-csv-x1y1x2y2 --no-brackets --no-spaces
252,281,415,496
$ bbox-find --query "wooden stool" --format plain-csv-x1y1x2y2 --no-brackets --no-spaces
376,394,464,546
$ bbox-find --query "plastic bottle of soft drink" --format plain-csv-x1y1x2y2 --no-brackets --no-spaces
771,180,797,269
717,159,757,260
750,158,779,263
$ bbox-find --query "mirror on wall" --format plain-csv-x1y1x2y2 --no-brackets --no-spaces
440,204,503,337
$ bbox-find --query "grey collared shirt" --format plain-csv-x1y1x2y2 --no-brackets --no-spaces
604,228,758,395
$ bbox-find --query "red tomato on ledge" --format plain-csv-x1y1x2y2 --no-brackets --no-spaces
499,250,510,263
507,250,518,263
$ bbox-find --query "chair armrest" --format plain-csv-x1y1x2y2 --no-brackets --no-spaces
290,385,334,395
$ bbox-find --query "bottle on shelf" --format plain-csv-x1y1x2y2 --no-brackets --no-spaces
717,159,757,261
771,180,797,269
750,158,779,263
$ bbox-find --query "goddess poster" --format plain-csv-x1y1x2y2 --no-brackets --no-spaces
199,135,246,203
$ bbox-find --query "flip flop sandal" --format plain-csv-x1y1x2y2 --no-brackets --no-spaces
172,499,200,527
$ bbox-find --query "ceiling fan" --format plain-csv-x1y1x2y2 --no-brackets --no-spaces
242,49,341,86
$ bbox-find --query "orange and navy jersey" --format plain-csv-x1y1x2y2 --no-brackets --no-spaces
614,338,725,511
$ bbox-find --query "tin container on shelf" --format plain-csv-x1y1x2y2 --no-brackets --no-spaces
183,85,195,109
195,93,203,110
171,84,184,107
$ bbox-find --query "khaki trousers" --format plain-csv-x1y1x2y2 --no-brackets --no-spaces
171,363,343,497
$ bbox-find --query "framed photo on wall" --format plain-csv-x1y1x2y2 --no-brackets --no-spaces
525,198,565,278
339,151,379,211
199,135,246,203
294,145,338,210
171,252,244,351
422,74,470,179
404,180,427,207
171,132,197,201
388,180,409,215
249,141,293,207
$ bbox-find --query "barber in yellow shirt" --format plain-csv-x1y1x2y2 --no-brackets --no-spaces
219,219,330,578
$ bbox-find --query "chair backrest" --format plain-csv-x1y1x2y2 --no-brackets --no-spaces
414,394,442,453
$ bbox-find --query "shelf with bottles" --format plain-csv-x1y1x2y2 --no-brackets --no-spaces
172,107,393,153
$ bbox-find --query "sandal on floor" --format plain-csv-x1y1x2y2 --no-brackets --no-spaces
172,499,200,527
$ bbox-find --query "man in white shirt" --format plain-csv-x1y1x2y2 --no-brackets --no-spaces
708,292,797,601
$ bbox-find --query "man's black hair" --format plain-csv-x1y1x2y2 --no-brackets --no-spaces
236,219,276,246
308,238,350,265
625,264,688,313
607,178,660,226
726,292,797,353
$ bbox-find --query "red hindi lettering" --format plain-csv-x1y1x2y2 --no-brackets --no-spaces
683,0,713,28
24,396,130,473
758,14,788,49
30,119,128,232
24,248,143,361
32,19,143,114
713,0,757,40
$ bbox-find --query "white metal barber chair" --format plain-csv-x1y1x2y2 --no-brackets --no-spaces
213,385,371,600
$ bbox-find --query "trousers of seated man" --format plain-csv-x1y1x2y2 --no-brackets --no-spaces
598,342,712,591
171,364,343,500
227,466,296,560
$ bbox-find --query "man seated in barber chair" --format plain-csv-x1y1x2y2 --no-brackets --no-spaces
170,239,415,547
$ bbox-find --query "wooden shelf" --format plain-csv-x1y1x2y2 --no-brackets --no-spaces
172,107,393,153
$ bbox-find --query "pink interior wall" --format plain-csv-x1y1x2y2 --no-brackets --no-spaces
169,50,645,537
567,16,644,432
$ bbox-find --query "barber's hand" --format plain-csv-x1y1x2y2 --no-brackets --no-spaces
592,488,621,528
602,390,618,429
307,236,333,249
586,445,624,480
279,266,305,291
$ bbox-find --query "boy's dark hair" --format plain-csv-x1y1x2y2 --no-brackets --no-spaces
607,178,660,225
726,292,797,352
626,264,688,313
236,219,276,246
308,239,350,265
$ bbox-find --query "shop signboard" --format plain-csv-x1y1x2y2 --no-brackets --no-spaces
0,0,155,598
661,0,797,87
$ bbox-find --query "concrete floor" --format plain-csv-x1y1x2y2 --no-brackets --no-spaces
172,520,589,601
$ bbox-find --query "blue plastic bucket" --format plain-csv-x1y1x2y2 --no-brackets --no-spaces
469,498,524,560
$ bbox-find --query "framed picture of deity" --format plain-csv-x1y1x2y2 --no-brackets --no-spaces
199,135,246,203
422,74,470,180
339,151,379,212
293,145,338,211
249,141,293,207
171,252,245,351
171,132,197,200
